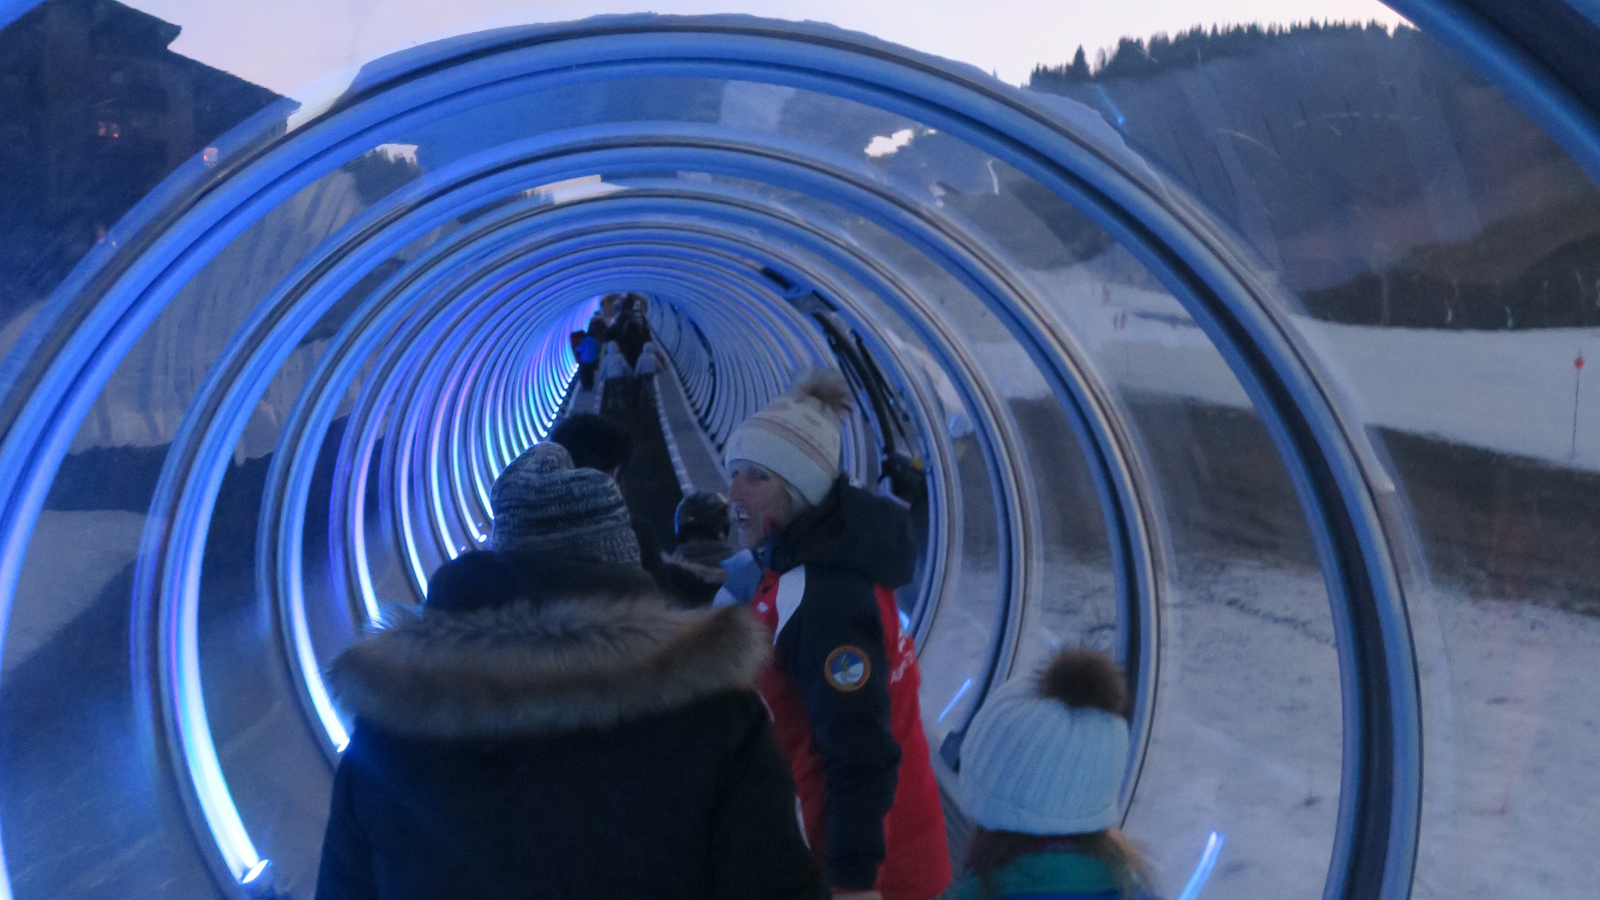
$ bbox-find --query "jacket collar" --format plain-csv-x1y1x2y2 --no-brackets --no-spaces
762,476,916,588
327,568,767,740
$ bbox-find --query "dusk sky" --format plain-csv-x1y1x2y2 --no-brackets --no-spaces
126,0,1406,96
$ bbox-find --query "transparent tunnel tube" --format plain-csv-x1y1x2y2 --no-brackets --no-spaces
9,5,1600,900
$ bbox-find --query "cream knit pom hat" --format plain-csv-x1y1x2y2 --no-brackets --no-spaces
723,370,851,505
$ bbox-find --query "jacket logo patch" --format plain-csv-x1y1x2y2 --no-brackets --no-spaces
825,645,870,692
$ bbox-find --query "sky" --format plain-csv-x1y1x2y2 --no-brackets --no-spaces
126,0,1407,96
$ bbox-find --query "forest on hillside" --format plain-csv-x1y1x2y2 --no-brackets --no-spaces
1028,22,1600,330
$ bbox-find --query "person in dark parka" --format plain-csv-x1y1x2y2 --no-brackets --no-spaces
721,371,952,900
314,443,826,900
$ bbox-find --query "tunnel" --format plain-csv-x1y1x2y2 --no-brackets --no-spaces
1,1,1598,898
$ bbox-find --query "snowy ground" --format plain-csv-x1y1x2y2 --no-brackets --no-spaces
1408,583,1600,899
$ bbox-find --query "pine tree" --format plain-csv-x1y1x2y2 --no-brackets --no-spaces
1070,46,1090,80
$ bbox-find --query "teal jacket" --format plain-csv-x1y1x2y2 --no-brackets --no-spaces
944,851,1160,900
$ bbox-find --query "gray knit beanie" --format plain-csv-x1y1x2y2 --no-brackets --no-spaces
958,649,1130,834
489,442,640,565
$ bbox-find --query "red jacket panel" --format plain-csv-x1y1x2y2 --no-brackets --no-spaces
752,567,951,900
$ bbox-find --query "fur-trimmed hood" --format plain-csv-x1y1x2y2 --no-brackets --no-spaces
327,564,768,740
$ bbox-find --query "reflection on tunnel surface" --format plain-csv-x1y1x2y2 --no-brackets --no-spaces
2,4,1600,900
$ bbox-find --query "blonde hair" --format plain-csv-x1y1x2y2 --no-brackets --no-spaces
1082,827,1155,899
782,480,811,516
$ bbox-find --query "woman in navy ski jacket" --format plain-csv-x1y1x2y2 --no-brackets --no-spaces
721,371,951,900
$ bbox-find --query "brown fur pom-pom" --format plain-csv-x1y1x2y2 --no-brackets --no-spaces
1039,648,1128,718
791,369,852,416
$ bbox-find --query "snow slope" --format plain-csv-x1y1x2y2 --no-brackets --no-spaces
1007,264,1600,472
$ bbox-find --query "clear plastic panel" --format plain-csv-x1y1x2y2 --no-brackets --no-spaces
1029,14,1600,899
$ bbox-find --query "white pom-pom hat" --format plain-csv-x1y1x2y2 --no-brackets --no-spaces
958,650,1131,834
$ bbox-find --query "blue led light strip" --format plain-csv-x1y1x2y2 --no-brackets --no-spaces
1176,831,1224,900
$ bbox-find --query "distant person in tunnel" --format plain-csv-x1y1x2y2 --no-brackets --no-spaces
314,444,826,900
615,293,655,367
598,340,633,414
633,339,665,407
722,370,952,900
950,648,1157,900
575,328,600,390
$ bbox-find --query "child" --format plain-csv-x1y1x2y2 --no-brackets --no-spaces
952,649,1159,900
